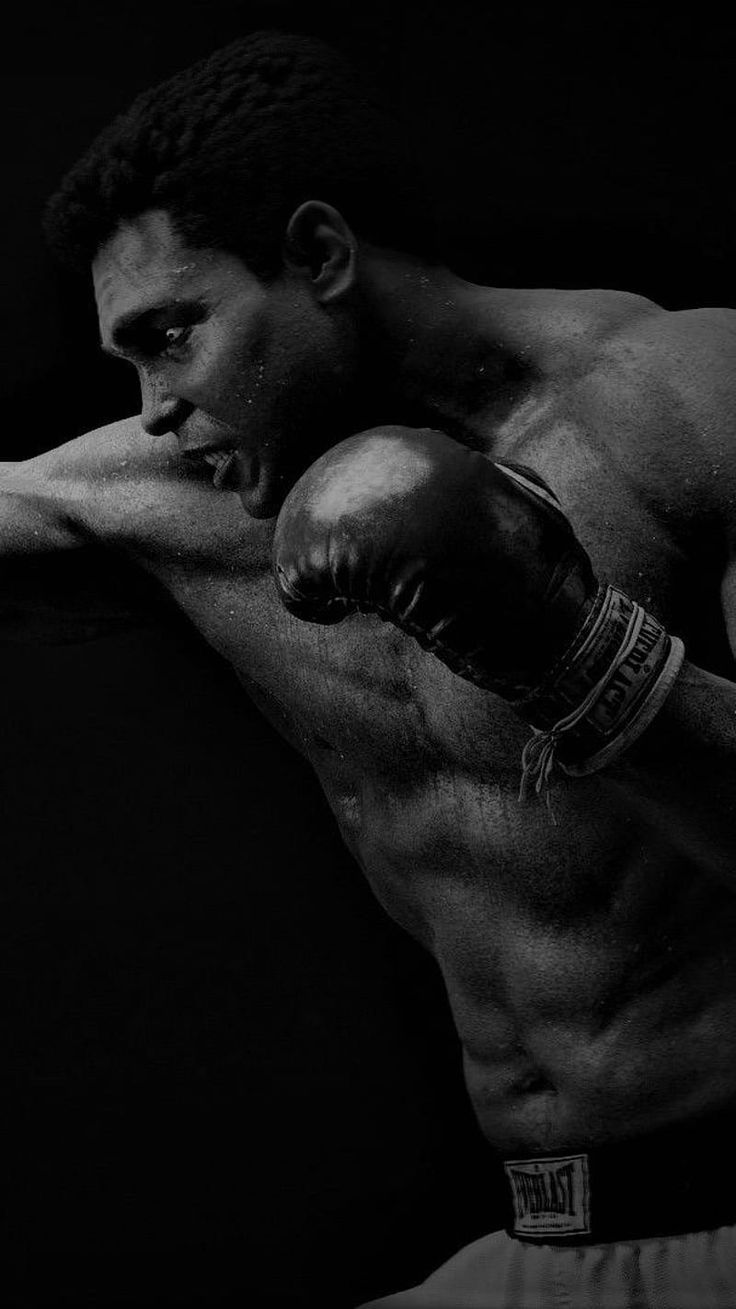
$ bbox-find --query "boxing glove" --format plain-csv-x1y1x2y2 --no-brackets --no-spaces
272,425,597,698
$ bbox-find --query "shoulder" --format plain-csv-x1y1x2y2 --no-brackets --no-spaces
499,293,736,571
536,287,735,390
537,298,735,522
502,292,736,481
508,287,734,451
593,303,736,527
606,302,736,407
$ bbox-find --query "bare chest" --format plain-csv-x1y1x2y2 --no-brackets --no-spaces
144,495,716,939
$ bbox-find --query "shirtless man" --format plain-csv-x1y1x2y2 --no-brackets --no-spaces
4,29,736,1307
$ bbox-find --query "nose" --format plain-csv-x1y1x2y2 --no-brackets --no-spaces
139,374,190,437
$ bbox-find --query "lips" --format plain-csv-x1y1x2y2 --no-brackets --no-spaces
183,445,239,490
183,443,277,515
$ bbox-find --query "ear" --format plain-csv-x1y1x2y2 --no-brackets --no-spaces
283,200,358,303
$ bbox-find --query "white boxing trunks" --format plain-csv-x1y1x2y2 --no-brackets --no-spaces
356,1223,736,1308
357,1105,736,1307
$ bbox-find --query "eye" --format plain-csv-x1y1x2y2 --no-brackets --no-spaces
161,324,191,354
138,322,194,360
107,307,205,365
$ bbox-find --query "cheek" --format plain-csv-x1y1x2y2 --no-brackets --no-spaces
230,321,310,416
196,305,348,433
190,320,269,416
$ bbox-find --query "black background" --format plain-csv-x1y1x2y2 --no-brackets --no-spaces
1,3,734,1306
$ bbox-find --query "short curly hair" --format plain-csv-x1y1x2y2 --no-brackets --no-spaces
44,29,440,278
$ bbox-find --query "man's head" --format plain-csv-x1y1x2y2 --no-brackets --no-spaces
45,30,438,281
45,30,440,516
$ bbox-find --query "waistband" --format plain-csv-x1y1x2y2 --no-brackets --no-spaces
498,1103,736,1245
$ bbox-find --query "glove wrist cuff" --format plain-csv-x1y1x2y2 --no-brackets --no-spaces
512,584,685,796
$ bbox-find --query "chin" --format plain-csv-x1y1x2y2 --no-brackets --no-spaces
237,480,281,519
236,461,290,520
238,491,280,520
235,433,337,519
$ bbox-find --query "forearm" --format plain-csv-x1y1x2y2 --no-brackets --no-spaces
587,661,736,883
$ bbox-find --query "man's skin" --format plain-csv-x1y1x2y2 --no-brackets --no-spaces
3,200,736,1161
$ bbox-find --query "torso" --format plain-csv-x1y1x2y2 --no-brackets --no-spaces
71,288,736,1154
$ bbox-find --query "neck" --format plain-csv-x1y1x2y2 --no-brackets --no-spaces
350,247,539,444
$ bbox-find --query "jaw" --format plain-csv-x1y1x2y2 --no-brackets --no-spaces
230,356,386,520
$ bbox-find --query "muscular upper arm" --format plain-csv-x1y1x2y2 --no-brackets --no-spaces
0,416,176,643
0,415,149,557
0,460,86,556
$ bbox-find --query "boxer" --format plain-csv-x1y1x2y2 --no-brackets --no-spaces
3,30,736,1306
